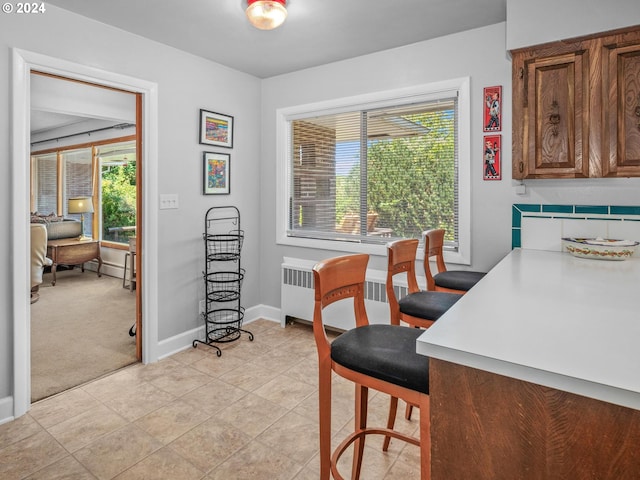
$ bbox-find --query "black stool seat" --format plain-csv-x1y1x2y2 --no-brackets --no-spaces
399,290,462,321
331,324,429,394
434,270,486,292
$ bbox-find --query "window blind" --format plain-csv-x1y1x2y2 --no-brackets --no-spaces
288,97,459,247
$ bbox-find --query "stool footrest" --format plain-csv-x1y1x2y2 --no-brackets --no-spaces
330,426,419,480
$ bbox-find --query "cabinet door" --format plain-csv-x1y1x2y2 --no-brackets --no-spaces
514,50,589,179
602,38,640,177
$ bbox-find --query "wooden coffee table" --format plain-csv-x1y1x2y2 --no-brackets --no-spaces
47,238,102,286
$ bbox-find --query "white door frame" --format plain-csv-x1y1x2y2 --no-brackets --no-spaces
11,48,160,417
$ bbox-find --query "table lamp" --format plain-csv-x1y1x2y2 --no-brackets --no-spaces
68,197,94,240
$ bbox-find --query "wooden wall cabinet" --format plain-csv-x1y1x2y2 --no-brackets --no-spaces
602,35,640,176
512,27,640,179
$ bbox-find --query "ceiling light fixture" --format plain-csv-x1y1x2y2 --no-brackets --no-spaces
246,0,287,30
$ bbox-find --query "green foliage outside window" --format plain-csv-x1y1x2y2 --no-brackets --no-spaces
102,162,136,243
336,110,456,241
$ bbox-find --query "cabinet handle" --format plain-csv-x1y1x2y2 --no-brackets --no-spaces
519,162,524,173
635,94,640,129
518,67,524,79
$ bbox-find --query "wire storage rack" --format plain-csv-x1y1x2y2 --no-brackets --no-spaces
193,206,253,356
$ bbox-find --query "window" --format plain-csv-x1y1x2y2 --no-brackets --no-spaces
31,147,94,235
31,138,137,246
99,141,137,243
276,78,471,263
62,148,93,237
33,153,57,214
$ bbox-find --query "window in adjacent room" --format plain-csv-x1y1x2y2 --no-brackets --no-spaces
30,138,136,247
32,152,57,214
62,147,93,237
99,140,137,244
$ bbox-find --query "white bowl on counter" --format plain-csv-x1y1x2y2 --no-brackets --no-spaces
562,237,639,261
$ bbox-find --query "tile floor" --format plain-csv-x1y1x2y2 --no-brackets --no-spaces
0,319,421,479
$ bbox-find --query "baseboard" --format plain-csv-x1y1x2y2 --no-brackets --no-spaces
250,304,280,324
0,396,15,425
156,305,282,360
96,262,124,279
81,260,122,279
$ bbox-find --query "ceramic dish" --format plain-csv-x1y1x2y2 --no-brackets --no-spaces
562,237,639,261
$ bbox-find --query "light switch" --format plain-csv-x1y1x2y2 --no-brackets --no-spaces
159,194,179,209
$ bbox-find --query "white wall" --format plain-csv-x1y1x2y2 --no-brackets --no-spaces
506,0,640,50
0,6,261,405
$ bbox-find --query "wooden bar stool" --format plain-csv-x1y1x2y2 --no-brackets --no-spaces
386,238,462,433
313,254,431,480
122,236,136,292
423,229,485,294
386,238,462,329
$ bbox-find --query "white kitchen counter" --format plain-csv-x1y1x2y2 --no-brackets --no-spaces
417,248,640,410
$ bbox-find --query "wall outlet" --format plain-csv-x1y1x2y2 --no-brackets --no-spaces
198,300,205,314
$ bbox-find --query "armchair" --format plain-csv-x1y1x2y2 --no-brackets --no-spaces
31,224,52,303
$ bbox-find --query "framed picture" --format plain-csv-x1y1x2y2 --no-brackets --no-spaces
483,86,502,132
203,152,230,195
483,135,501,181
199,109,233,148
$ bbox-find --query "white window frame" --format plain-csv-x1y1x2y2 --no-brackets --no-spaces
275,77,471,265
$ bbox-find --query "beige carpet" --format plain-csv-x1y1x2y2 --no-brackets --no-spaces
30,268,137,402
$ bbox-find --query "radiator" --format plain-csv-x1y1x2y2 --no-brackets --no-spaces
281,256,417,330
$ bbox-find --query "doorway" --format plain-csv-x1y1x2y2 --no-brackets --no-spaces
30,74,140,401
11,49,160,418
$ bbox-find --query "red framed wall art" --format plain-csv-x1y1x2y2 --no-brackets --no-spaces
483,86,502,132
483,134,501,181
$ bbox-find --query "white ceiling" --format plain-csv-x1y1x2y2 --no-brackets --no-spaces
30,74,137,142
46,0,507,79
30,110,87,135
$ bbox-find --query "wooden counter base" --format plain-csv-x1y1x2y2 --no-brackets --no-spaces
429,358,640,479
